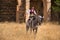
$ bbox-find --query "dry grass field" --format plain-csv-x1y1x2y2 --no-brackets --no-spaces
0,22,60,40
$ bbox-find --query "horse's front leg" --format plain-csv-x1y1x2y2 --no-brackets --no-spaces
33,27,38,34
26,24,29,33
30,27,32,34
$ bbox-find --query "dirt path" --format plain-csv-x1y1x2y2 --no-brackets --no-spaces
0,22,60,40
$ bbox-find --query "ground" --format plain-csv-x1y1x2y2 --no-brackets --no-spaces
0,22,60,40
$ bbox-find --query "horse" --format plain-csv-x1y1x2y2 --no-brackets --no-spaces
26,15,41,34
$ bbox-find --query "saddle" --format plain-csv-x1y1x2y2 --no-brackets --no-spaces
29,16,36,21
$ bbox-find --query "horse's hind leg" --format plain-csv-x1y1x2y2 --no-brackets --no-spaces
33,28,34,32
35,27,38,34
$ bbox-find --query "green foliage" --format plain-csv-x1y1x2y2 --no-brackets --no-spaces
55,0,60,6
52,0,60,12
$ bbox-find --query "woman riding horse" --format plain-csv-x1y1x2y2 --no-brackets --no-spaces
26,7,39,34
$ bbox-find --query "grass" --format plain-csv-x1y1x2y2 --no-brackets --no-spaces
0,22,60,40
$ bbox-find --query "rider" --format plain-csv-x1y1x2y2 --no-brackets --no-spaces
26,7,37,22
29,7,37,20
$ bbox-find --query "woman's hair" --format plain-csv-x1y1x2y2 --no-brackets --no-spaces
30,6,35,9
